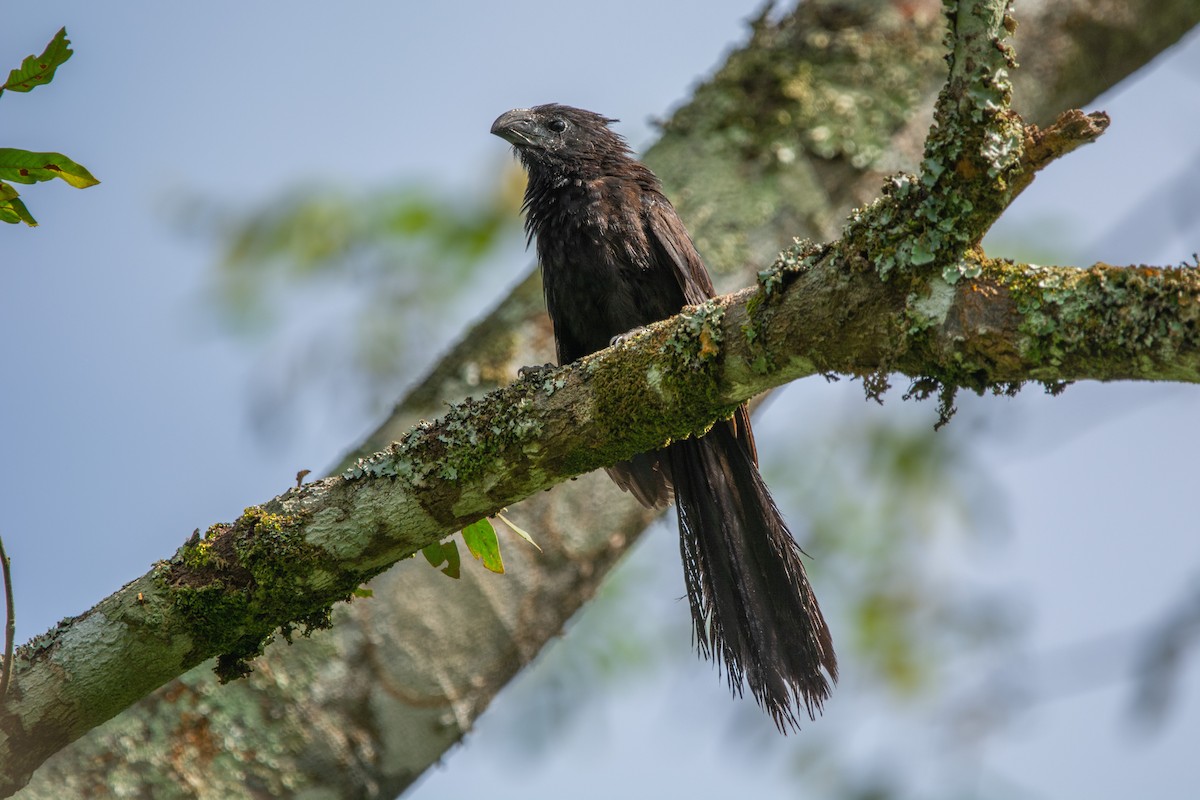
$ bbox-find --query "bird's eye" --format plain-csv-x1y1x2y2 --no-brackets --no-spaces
547,118,567,133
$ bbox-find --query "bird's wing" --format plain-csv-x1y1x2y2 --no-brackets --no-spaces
645,197,716,305
644,196,759,465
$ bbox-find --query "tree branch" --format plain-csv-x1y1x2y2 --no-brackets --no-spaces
4,223,1197,796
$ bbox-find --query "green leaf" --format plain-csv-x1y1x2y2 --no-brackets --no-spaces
0,182,36,226
0,148,99,189
421,540,461,579
462,518,504,574
1,28,73,96
496,512,541,552
351,586,374,598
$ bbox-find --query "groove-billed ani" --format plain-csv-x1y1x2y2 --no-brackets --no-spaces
491,104,836,730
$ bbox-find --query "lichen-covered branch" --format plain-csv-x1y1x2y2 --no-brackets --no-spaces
10,1,1200,797
4,231,1197,797
750,244,1200,388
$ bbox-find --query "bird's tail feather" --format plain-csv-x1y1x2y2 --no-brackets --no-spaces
668,422,837,730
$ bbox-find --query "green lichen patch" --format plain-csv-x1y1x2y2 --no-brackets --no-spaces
343,419,436,483
344,376,558,529
162,506,364,683
840,173,928,280
744,239,831,375
838,3,1028,284
345,379,546,493
571,317,739,477
755,238,826,299
431,392,544,484
905,274,958,334
663,301,726,371
992,261,1200,380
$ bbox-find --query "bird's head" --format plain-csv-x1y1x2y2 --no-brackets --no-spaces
490,104,629,174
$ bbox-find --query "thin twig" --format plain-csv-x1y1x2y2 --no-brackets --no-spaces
0,533,13,702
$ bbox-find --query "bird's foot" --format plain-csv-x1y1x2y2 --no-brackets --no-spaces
517,362,557,382
610,326,649,347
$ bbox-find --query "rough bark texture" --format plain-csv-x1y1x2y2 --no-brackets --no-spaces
9,0,1200,797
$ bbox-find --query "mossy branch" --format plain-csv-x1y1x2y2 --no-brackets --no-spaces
3,230,1198,794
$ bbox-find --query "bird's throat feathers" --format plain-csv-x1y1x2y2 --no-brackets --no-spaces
516,138,659,246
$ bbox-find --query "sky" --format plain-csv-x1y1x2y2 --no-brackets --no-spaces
2,3,1199,799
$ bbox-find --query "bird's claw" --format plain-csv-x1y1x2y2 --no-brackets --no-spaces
610,326,649,347
518,362,557,381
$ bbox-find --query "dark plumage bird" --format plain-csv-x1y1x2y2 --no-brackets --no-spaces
491,104,837,730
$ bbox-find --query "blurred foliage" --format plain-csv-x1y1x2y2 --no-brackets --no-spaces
477,539,679,758
1132,576,1200,730
201,168,525,331
794,408,1015,697
0,27,99,226
183,165,526,430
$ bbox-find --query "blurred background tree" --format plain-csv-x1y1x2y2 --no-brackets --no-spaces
177,171,526,435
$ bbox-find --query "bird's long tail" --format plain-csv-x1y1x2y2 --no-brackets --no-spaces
667,421,837,730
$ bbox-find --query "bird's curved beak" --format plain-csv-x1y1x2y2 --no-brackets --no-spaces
491,108,537,147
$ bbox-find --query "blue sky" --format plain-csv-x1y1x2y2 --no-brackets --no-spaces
2,4,1199,798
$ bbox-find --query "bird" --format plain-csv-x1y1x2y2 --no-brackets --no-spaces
491,103,836,730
